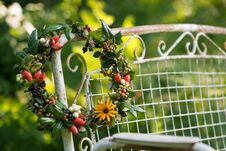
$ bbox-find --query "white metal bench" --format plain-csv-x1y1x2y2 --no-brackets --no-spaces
76,24,226,151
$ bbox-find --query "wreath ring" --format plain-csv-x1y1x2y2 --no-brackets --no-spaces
15,20,144,135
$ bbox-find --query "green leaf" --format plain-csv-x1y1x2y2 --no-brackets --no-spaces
21,54,34,69
130,107,137,117
38,117,56,125
118,102,125,110
63,120,74,127
51,121,62,136
93,51,101,58
63,26,71,40
90,123,98,130
47,105,64,119
132,105,145,113
130,70,135,80
105,52,116,59
114,32,122,44
35,97,44,105
41,91,49,99
55,121,63,129
28,30,38,54
65,19,73,25
116,49,123,57
16,51,27,59
128,90,136,97
100,19,113,39
120,111,127,117
34,103,39,108
101,59,112,69
55,101,67,109
42,24,67,35
124,102,145,118
90,29,105,42
31,62,42,73
111,118,116,127
13,64,19,71
118,102,127,117
116,61,123,71
74,22,84,28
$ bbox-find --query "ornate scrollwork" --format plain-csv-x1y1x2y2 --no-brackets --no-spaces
79,137,93,151
157,31,196,57
66,52,88,73
66,52,88,104
195,32,226,56
121,34,146,61
156,31,226,58
120,31,226,61
66,52,79,72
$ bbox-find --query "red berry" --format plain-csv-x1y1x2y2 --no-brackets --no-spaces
34,70,46,81
70,125,78,135
51,35,60,44
114,73,121,83
85,25,91,32
22,70,32,81
103,44,108,49
121,89,126,93
72,117,85,127
34,70,42,79
124,74,131,82
39,72,46,81
52,43,62,51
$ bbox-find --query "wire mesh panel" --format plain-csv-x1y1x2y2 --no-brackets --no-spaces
83,29,226,151
132,57,226,150
86,55,226,150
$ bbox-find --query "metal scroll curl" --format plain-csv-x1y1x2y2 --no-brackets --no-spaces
157,31,226,57
67,52,79,72
66,52,88,104
195,32,226,56
79,137,93,151
157,31,196,57
121,34,146,61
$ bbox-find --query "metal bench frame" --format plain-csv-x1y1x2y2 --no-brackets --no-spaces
52,24,226,151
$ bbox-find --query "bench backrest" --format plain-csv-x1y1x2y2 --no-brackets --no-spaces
85,25,226,150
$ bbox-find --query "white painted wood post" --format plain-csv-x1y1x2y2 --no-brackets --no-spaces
51,50,75,151
23,19,75,151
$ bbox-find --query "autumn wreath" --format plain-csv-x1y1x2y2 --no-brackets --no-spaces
15,20,144,136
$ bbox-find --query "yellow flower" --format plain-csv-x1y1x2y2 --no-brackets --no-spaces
94,98,118,122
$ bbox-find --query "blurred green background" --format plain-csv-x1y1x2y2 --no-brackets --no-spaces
1,0,226,151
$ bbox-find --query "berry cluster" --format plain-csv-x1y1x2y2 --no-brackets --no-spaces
45,95,57,105
68,104,86,135
114,73,131,100
28,82,46,97
102,41,117,52
27,84,51,117
39,35,62,51
22,69,46,82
